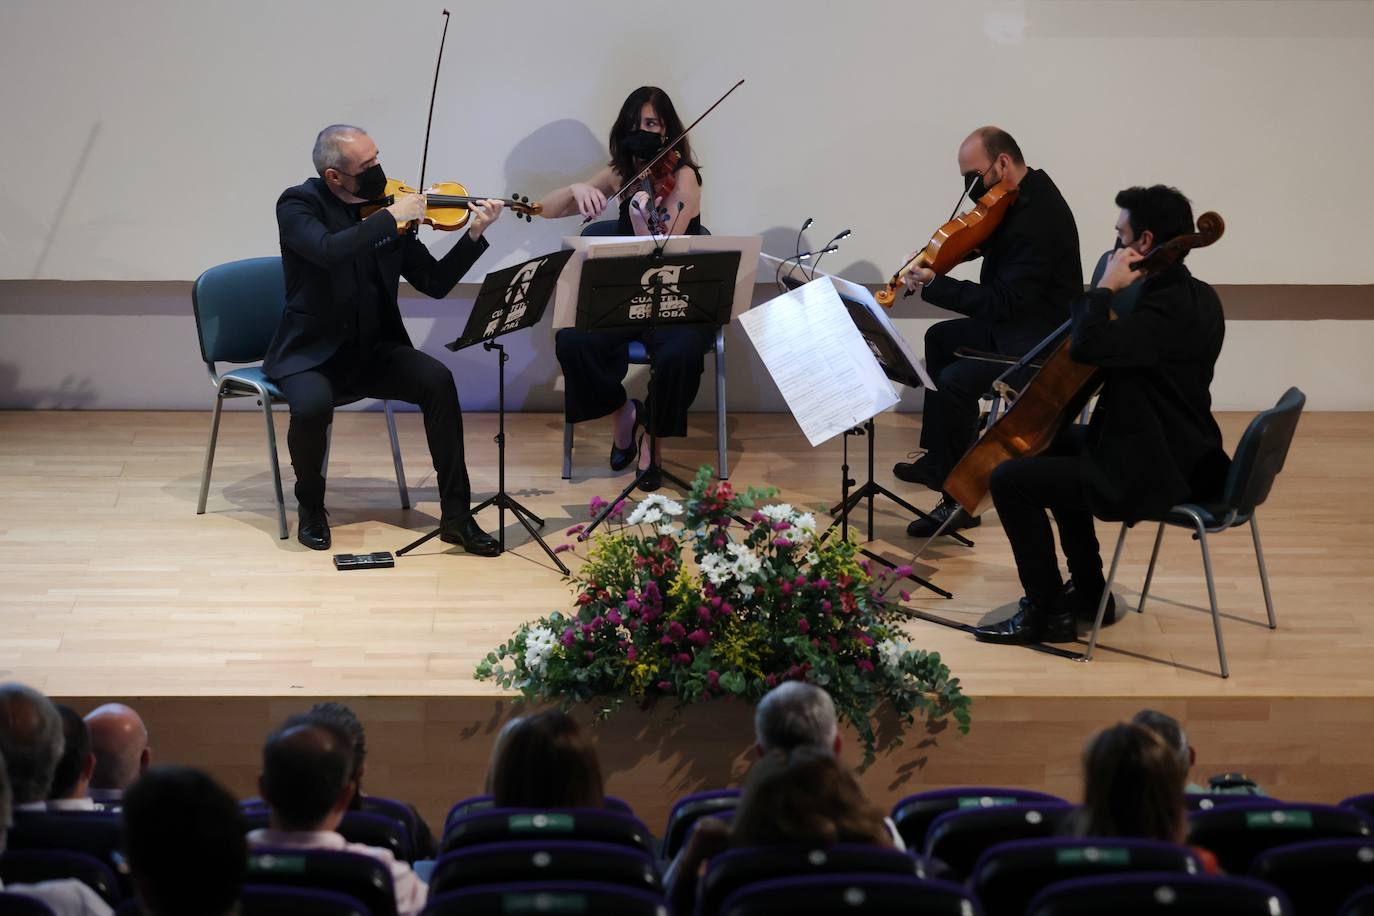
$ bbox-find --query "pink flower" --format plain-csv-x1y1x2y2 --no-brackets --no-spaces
707,670,720,689
581,623,593,636
565,524,586,537
554,543,574,554
687,629,710,646
590,616,605,629
765,673,779,688
698,606,712,623
588,496,608,517
898,590,911,602
780,581,793,596
821,600,832,612
657,680,673,692
609,499,626,519
673,652,692,665
773,538,792,548
794,575,807,587
627,646,638,662
857,634,875,648
710,597,722,609
719,602,734,617
625,618,640,631
576,592,594,606
772,521,792,532
560,628,576,647
798,618,810,634
607,609,623,627
857,659,875,672
813,578,831,590
751,511,767,523
666,621,686,640
894,565,913,578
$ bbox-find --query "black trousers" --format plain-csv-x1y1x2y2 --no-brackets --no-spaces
276,343,471,520
988,426,1105,609
555,326,714,439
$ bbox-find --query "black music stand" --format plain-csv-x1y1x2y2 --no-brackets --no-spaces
396,250,574,572
576,248,742,541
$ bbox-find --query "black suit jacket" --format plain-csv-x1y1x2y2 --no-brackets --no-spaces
921,168,1083,355
264,177,489,379
1071,262,1231,522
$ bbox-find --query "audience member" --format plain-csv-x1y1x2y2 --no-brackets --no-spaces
0,681,65,810
249,719,428,916
1,747,112,916
304,701,437,856
47,705,99,809
488,711,604,809
122,766,245,916
83,703,151,803
483,715,525,795
1132,708,1267,797
1072,722,1222,873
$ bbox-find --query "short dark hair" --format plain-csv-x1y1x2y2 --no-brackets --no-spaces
123,766,246,916
0,682,64,804
490,711,604,809
49,705,91,800
260,720,353,830
1115,185,1195,249
978,127,1025,166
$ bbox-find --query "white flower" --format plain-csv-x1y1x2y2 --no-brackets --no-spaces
523,625,559,676
657,523,677,536
877,638,907,673
758,503,795,523
627,503,663,526
700,552,733,586
738,583,756,600
793,512,817,537
726,542,761,580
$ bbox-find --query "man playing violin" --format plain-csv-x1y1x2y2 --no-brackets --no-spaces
264,124,504,553
973,185,1230,644
896,127,1082,539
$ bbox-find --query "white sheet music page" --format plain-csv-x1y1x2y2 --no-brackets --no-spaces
739,277,899,447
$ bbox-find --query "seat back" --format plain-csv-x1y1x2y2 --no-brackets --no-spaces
1342,793,1374,820
892,787,1069,852
246,847,397,916
0,892,58,916
924,802,1075,880
192,257,286,367
1222,386,1306,514
6,810,124,868
1187,802,1374,874
240,883,373,916
241,809,413,862
422,881,668,916
1249,838,1374,914
971,838,1201,916
0,848,124,907
1343,886,1374,916
716,873,979,916
1186,793,1270,812
1027,872,1291,915
442,795,635,836
430,840,659,897
441,808,654,856
698,844,930,916
662,789,741,861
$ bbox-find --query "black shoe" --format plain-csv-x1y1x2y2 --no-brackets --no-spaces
297,505,331,551
1063,579,1118,626
906,497,981,538
973,598,1076,645
439,515,501,557
893,455,942,489
637,461,662,493
609,399,644,472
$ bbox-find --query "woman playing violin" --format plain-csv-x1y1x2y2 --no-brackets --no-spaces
539,86,708,490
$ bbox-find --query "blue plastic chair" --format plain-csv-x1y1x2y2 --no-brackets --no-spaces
422,881,667,916
891,787,1069,853
1187,801,1374,875
1249,837,1374,915
1026,872,1292,915
192,256,409,540
1085,387,1306,677
716,872,981,916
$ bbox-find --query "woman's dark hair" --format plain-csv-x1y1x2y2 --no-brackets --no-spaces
731,747,891,848
608,86,700,182
1076,722,1188,842
490,711,604,809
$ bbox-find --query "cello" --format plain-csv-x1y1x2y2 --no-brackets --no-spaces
940,211,1226,520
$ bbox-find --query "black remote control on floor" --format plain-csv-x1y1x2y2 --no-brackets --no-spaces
333,552,395,571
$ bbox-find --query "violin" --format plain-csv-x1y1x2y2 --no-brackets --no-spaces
940,211,1226,519
360,177,541,231
634,150,681,234
873,183,1019,307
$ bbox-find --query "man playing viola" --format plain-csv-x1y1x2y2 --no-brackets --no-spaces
973,185,1230,644
264,124,504,553
897,127,1082,538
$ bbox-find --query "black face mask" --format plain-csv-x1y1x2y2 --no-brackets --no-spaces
622,129,665,160
342,162,388,201
964,164,1000,203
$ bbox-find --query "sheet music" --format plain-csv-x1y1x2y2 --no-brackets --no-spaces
739,277,899,447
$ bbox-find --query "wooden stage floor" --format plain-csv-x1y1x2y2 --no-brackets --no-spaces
2,408,1372,823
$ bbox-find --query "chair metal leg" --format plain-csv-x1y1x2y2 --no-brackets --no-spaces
1184,509,1229,678
1137,523,1166,614
260,395,289,540
1250,513,1277,629
1084,523,1129,662
196,385,228,515
562,421,574,480
384,399,410,509
715,328,728,479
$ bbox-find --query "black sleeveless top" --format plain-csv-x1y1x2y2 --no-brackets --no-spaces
615,163,704,235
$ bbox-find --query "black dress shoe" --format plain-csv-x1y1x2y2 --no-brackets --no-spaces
892,455,942,489
439,515,501,557
609,399,644,472
1063,579,1118,626
906,497,981,538
637,461,662,493
973,598,1077,645
297,505,331,551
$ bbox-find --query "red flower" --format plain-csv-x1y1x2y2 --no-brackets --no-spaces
657,680,673,692
857,659,875,672
687,629,710,646
707,670,720,689
627,646,638,662
798,618,811,634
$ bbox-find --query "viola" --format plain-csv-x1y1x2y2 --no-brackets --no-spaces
360,177,542,231
874,183,1019,307
940,212,1226,519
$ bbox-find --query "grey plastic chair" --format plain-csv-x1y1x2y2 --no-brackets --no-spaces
1084,387,1306,677
192,256,409,540
562,222,728,480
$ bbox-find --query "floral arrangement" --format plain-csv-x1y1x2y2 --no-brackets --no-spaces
476,467,971,761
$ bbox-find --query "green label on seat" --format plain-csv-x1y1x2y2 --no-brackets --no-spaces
1055,847,1131,866
957,796,1018,808
502,893,588,913
508,813,576,833
248,854,307,874
1245,810,1314,829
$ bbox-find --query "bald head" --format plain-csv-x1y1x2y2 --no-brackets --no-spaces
0,682,65,804
85,703,150,791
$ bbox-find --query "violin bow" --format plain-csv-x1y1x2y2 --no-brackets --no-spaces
589,78,746,225
418,8,452,195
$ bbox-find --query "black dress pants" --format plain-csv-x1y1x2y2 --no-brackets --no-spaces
555,325,714,439
919,317,1024,481
276,344,471,520
988,426,1105,609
